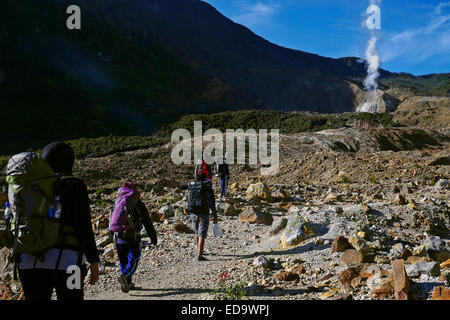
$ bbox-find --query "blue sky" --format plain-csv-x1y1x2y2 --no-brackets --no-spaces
202,0,450,75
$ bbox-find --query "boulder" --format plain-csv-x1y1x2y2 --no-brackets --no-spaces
216,203,236,216
339,268,359,293
424,237,450,262
280,213,315,247
274,270,299,282
239,207,273,226
271,189,291,202
172,221,192,234
341,249,364,266
246,183,272,202
349,237,371,254
269,218,288,235
372,284,393,299
406,256,427,264
253,256,269,268
332,236,352,253
405,261,441,278
392,259,409,300
158,205,175,219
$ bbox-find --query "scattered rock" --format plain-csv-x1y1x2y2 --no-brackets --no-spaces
431,286,450,300
338,268,359,293
239,206,273,226
246,183,272,202
424,236,450,262
372,284,393,299
150,212,164,222
280,213,315,247
332,236,352,253
341,249,365,266
396,194,407,205
434,179,449,191
173,221,192,234
325,193,341,203
406,256,427,264
0,285,13,300
159,205,175,218
405,261,441,278
274,270,299,282
253,256,270,268
269,218,288,235
392,259,410,300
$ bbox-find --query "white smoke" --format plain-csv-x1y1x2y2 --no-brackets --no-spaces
363,36,380,92
358,0,382,113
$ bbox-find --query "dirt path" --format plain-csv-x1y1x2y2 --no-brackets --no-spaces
85,213,275,300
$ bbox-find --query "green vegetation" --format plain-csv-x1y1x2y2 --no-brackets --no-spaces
368,175,377,184
66,135,166,159
380,73,450,97
211,272,247,300
0,110,398,163
157,110,396,138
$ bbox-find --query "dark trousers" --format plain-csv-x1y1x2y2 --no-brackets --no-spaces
18,265,87,300
115,240,142,283
221,176,228,197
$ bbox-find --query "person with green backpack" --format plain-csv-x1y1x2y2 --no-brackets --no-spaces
4,142,99,300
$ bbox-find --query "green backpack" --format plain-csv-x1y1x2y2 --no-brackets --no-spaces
5,152,78,256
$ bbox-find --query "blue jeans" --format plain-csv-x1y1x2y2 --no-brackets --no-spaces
221,176,228,197
115,239,142,283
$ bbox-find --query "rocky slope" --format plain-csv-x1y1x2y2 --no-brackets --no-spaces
0,126,449,300
393,97,450,128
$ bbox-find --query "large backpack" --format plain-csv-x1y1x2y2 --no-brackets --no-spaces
187,181,209,215
109,183,142,235
4,152,78,256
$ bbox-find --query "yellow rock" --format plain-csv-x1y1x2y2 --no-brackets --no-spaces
357,231,367,240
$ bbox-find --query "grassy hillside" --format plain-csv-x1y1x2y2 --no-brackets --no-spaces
0,110,395,171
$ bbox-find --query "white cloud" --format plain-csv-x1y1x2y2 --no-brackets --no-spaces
232,2,280,27
435,1,450,14
380,3,450,65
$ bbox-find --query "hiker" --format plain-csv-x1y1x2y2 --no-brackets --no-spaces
109,182,157,293
215,155,230,199
180,172,218,261
194,157,212,182
6,142,100,300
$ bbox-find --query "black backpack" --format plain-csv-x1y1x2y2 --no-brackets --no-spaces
187,181,209,215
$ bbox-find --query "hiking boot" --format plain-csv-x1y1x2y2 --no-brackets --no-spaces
118,275,131,293
197,256,208,261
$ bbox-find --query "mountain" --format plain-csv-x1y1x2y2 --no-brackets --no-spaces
0,0,448,155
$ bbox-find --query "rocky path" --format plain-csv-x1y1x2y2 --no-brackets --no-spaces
85,207,274,300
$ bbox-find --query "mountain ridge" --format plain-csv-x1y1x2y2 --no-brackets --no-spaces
0,0,448,155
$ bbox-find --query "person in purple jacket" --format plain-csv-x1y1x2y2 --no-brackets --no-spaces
111,183,157,293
